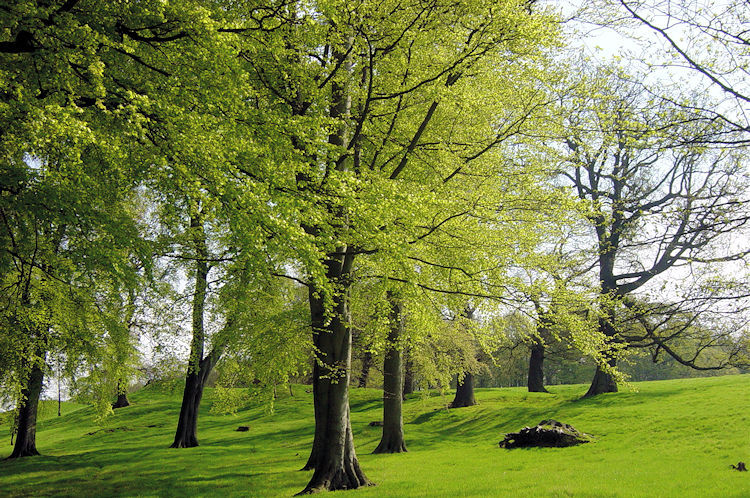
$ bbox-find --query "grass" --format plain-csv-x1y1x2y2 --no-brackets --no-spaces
1,375,749,496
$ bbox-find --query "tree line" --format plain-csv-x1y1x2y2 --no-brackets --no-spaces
1,0,749,494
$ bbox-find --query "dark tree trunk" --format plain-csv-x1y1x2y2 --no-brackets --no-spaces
301,285,328,471
402,347,414,399
112,392,130,409
584,358,618,397
584,302,619,397
450,306,478,408
299,276,372,493
373,294,407,454
171,347,224,448
9,362,44,458
171,210,221,448
171,369,204,448
112,380,130,408
527,340,549,393
358,350,372,388
450,372,477,408
171,348,222,448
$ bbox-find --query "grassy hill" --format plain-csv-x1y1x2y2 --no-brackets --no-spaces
1,375,749,497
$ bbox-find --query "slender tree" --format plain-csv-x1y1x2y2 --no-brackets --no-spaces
171,208,214,448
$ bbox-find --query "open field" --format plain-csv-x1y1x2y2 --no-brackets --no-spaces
1,375,749,497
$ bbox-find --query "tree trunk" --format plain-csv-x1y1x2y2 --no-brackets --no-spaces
373,294,407,454
112,392,130,409
298,39,370,493
358,350,372,388
450,372,477,408
171,210,213,449
584,358,618,397
9,362,44,458
301,287,325,471
584,302,619,397
171,347,222,447
299,277,372,493
527,340,549,393
112,379,130,408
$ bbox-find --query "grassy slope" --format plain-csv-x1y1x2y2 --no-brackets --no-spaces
1,375,749,497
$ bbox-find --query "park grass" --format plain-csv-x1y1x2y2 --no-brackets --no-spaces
1,374,749,497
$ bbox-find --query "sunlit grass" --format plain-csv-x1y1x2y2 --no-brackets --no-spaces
1,375,749,496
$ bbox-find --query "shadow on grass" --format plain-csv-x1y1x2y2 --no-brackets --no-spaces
0,444,307,497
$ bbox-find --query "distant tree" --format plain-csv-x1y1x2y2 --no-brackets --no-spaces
450,307,480,408
558,70,750,396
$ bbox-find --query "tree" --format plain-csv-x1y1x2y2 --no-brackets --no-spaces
0,150,148,457
372,292,407,454
557,70,750,396
170,206,217,448
450,307,480,408
0,0,256,457
242,0,564,492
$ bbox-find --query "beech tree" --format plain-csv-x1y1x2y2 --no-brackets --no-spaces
372,291,408,454
232,0,567,490
557,71,750,396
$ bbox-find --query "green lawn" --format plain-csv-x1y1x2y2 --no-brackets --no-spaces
1,375,749,496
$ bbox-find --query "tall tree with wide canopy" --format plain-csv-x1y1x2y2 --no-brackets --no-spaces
238,0,562,492
557,71,750,396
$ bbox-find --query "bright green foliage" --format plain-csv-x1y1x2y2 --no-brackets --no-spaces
211,278,313,415
1,375,749,496
0,144,147,417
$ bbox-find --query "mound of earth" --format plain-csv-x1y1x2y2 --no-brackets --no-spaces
499,419,593,449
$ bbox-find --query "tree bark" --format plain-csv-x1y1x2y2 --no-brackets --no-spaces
450,306,477,408
584,358,618,397
373,294,407,454
584,300,619,396
299,274,372,493
171,210,217,448
171,351,220,447
9,361,44,458
112,392,130,409
358,350,372,388
112,379,130,408
527,339,549,393
450,372,477,408
300,286,332,471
